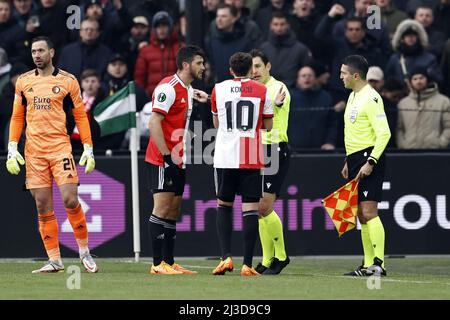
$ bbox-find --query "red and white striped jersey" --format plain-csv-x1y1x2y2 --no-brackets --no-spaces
211,78,273,169
145,74,193,167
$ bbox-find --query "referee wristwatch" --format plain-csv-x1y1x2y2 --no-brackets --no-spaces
367,157,377,166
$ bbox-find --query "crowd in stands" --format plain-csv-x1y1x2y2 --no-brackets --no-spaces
0,0,449,152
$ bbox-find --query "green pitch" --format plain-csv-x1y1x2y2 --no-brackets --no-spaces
1,257,450,299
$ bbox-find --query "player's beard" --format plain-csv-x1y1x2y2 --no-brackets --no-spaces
35,58,49,70
189,65,203,81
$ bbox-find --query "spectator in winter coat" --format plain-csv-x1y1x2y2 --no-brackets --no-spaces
134,11,182,97
58,18,113,80
205,4,254,82
385,19,443,87
397,67,450,149
260,11,311,88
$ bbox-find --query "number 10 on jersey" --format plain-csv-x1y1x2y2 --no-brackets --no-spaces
224,99,257,132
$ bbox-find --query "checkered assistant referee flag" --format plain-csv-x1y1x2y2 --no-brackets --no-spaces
322,179,359,237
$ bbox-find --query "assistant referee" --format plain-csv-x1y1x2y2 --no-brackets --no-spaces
340,55,391,277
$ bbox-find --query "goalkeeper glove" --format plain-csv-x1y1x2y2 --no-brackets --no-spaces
79,144,95,174
6,141,25,175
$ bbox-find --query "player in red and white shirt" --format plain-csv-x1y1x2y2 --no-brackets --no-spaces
145,45,206,275
197,52,273,276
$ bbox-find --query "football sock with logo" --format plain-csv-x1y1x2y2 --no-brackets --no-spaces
361,223,375,268
243,210,259,267
367,216,385,267
217,205,233,260
163,218,177,265
66,203,89,254
38,211,61,261
149,214,165,266
264,211,287,261
258,217,274,267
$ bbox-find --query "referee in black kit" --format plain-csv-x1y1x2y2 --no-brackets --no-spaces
339,55,391,277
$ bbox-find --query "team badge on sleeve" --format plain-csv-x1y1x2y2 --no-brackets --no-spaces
157,92,166,102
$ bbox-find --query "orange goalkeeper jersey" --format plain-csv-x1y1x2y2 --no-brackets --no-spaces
9,68,92,158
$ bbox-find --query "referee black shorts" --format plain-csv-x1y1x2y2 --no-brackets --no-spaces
214,168,263,203
146,162,186,196
347,147,385,203
263,142,290,196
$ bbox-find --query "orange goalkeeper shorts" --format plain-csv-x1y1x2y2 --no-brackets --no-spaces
25,154,79,189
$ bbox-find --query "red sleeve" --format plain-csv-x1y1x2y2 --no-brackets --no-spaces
211,87,217,114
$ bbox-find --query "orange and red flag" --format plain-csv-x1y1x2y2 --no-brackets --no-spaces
322,179,359,237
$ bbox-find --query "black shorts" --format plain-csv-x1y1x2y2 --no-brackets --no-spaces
146,162,186,196
214,168,263,203
263,142,290,196
347,147,385,203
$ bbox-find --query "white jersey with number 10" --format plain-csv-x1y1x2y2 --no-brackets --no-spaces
211,78,273,169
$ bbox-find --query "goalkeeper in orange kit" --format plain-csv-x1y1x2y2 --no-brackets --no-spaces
6,36,98,273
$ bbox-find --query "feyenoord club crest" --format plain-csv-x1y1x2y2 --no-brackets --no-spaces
157,92,166,102
52,86,60,94
349,108,358,123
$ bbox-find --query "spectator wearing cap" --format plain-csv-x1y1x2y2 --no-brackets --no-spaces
102,54,130,96
397,67,450,149
134,11,182,96
0,62,28,149
288,65,337,150
58,18,113,80
385,19,443,86
367,66,385,92
414,5,446,60
115,15,149,73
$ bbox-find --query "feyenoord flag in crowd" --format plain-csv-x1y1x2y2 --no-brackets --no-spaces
93,81,136,137
322,179,359,237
